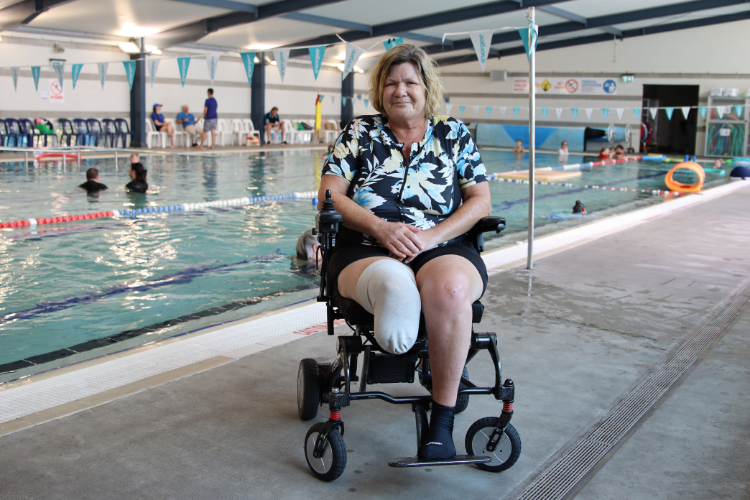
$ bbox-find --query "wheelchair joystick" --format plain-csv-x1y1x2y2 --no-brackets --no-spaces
315,189,343,252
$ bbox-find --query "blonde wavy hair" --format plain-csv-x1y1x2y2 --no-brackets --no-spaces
368,44,444,118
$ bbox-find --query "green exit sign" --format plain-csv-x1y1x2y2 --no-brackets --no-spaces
621,75,634,83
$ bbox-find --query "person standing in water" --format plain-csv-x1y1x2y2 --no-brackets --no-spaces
126,163,148,193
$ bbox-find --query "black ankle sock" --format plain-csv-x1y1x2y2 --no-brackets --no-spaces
419,402,456,460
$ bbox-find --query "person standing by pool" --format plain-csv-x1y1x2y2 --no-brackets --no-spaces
79,168,108,194
198,88,218,150
176,105,198,146
126,163,148,193
151,104,176,148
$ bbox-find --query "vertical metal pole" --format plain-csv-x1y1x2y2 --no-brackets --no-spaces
341,72,354,126
251,52,266,145
527,7,536,270
115,150,118,171
129,40,147,148
24,151,28,168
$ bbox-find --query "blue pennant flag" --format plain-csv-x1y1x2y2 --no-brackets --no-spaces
486,106,492,117
542,108,548,119
665,107,674,120
31,66,41,91
513,107,519,118
364,99,369,108
320,94,325,100
602,108,609,119
571,108,579,120
71,64,83,89
177,57,191,87
633,108,641,120
342,97,348,106
308,45,326,80
699,107,707,119
517,22,538,60
735,105,744,117
459,105,466,116
122,61,136,90
240,52,255,85
383,37,404,50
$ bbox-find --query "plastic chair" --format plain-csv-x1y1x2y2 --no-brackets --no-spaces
31,118,58,147
86,119,108,147
58,119,79,147
241,119,261,146
0,119,7,146
145,119,166,148
4,119,26,147
215,119,234,146
101,119,118,148
73,119,94,146
114,119,135,148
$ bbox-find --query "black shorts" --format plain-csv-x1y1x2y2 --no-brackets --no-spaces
155,124,163,131
327,241,488,297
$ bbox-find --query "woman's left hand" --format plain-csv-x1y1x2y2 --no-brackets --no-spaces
391,229,441,263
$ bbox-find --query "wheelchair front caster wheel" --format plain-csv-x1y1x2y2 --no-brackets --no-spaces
297,359,320,421
465,418,521,472
304,422,347,481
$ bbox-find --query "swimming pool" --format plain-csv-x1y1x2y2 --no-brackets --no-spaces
0,150,730,380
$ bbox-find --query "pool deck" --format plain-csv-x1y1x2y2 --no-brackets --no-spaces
0,182,748,499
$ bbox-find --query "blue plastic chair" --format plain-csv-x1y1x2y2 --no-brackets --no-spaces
73,118,94,146
6,119,33,147
0,119,8,146
86,119,107,147
115,118,135,148
19,119,41,147
59,118,79,146
101,119,118,148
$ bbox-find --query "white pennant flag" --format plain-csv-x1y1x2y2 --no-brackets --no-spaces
473,106,479,115
148,58,160,88
681,107,690,119
500,107,505,116
342,43,365,80
717,106,724,119
585,108,592,119
555,108,562,119
649,108,657,120
272,49,290,83
616,108,623,119
469,30,494,72
97,62,108,89
206,53,221,83
10,67,19,91
446,104,452,115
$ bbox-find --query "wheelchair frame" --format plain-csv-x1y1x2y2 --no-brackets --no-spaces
299,190,520,480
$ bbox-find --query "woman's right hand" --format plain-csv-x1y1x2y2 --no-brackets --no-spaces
372,220,424,260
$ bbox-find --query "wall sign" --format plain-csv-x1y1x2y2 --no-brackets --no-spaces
513,77,618,95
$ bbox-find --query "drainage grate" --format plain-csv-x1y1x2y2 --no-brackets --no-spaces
512,277,750,500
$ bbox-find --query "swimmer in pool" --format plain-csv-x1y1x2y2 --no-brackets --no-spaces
559,141,569,157
126,163,148,193
322,145,334,158
512,139,524,154
572,200,586,214
713,159,722,168
294,228,321,274
79,167,108,195
599,147,612,159
613,144,626,159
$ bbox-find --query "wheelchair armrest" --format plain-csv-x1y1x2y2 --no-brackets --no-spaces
468,216,506,253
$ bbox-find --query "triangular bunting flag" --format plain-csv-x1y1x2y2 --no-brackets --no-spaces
585,108,592,119
542,108,548,119
446,104,452,115
717,106,724,119
357,94,362,101
148,58,160,88
518,22,538,60
500,107,506,116
10,67,19,92
71,64,83,90
473,106,479,115
556,108,562,119
699,107,707,119
205,53,220,83
571,108,578,119
602,108,609,119
486,106,492,117
31,66,41,91
459,105,466,116
272,49,290,83
240,52,255,85
616,108,623,119
665,108,674,120
513,107,519,118
469,30,494,72
383,38,404,50
342,43,365,80
342,97,348,106
52,63,64,89
177,57,190,87
122,61,136,90
681,107,690,119
331,96,335,104
97,63,108,89
308,46,326,80
364,99,369,108
735,105,744,117
649,108,657,120
633,108,641,120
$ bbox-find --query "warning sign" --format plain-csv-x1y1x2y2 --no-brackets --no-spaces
49,79,64,103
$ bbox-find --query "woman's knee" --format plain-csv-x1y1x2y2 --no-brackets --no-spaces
420,274,474,316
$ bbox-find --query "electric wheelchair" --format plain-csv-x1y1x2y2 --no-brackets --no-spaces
297,191,520,481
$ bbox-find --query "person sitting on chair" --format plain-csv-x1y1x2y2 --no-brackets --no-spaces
320,44,490,462
151,104,176,148
264,107,286,143
176,105,198,146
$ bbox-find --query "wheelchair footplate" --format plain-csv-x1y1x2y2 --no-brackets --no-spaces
388,455,492,468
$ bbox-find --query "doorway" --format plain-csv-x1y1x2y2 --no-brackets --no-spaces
642,84,699,155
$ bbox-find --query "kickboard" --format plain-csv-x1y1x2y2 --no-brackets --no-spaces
494,169,582,182
389,455,492,467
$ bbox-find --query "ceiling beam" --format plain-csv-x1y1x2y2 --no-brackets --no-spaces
282,0,575,58
0,0,75,31
435,9,750,67
537,4,623,37
424,0,748,60
167,0,256,13
280,12,370,33
146,0,346,50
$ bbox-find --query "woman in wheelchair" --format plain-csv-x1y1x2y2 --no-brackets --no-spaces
319,44,491,461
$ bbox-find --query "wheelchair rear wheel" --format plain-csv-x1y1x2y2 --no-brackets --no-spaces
305,422,347,481
465,418,521,472
297,359,320,421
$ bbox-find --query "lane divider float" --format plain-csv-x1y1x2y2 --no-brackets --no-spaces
486,175,686,196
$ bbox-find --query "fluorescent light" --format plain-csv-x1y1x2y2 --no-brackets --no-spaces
336,52,346,60
0,36,3,42
254,57,259,63
145,45,161,54
117,24,158,37
336,63,345,72
246,44,273,51
354,66,364,73
118,42,140,53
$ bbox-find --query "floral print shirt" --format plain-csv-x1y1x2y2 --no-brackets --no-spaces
322,114,487,246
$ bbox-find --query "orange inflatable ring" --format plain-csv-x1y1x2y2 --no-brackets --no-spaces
664,161,705,193
36,153,80,162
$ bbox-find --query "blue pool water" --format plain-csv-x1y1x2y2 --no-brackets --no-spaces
0,150,730,378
